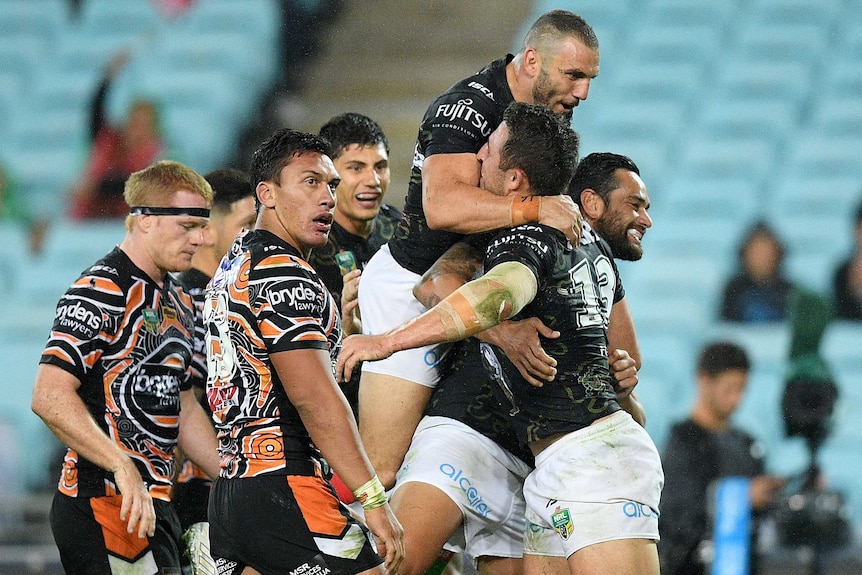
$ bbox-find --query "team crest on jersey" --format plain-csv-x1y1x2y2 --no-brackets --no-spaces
142,308,160,334
551,506,574,540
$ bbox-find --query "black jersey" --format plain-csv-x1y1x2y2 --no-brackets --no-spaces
483,223,624,445
307,203,402,309
40,247,198,500
426,338,534,466
387,56,515,275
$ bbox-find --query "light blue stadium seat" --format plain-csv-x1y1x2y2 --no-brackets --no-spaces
606,61,705,107
694,97,800,143
808,97,862,138
641,0,738,28
677,136,776,183
629,23,723,67
769,176,861,220
711,58,812,104
733,21,831,61
79,0,163,40
587,100,686,143
0,35,48,86
176,0,280,45
0,337,61,490
733,368,787,456
748,0,842,27
824,54,862,98
784,135,862,179
0,0,68,46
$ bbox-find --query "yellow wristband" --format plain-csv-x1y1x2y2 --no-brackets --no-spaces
510,195,541,226
352,475,387,510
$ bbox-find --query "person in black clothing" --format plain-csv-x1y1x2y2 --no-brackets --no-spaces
357,10,598,491
832,198,862,320
308,112,401,332
659,342,785,575
720,220,796,323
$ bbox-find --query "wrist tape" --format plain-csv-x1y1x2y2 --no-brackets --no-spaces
352,475,387,510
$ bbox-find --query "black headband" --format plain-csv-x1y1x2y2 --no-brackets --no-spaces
129,206,210,218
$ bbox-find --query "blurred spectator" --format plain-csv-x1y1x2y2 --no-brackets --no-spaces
68,50,165,220
720,220,796,323
0,162,48,254
659,341,785,575
832,198,862,320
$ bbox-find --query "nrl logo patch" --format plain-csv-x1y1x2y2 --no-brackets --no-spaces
551,506,574,540
142,308,160,334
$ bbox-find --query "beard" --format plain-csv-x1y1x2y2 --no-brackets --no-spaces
594,214,643,261
531,68,574,123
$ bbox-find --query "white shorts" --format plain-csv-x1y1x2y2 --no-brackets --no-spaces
392,416,532,561
523,411,664,558
358,245,449,387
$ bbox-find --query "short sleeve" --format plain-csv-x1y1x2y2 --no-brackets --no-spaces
484,224,556,286
423,89,501,157
257,267,332,355
40,275,122,380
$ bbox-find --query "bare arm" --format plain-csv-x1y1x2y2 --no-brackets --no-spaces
340,268,362,336
414,241,558,385
422,154,582,243
273,348,403,572
608,298,646,426
338,261,538,381
176,388,220,479
31,363,155,538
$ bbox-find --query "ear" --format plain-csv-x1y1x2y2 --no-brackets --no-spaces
256,181,275,209
201,223,217,247
522,46,542,78
580,189,605,220
506,167,529,195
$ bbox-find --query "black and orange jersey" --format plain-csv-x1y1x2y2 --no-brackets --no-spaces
483,222,624,444
40,247,198,501
205,229,341,479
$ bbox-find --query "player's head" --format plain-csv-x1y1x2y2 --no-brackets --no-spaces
570,152,651,261
696,341,751,421
319,113,391,231
250,128,334,209
123,160,213,273
519,10,600,113
124,160,212,230
250,128,339,253
478,102,579,199
204,168,256,261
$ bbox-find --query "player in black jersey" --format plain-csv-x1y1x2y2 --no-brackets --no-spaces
358,9,601,493
32,160,221,574
339,107,662,575
308,114,402,451
172,167,256,573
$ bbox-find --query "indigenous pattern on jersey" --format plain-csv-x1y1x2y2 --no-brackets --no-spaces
388,56,515,275
40,247,197,500
484,223,624,444
426,338,533,466
205,229,341,479
307,203,402,309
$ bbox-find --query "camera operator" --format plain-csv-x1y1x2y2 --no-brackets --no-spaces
658,341,785,575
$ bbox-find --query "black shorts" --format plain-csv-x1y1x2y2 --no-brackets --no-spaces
172,478,211,531
50,491,183,575
208,474,383,575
